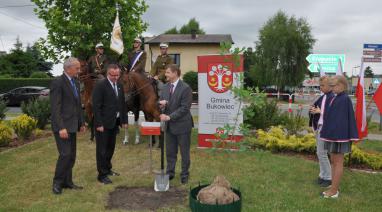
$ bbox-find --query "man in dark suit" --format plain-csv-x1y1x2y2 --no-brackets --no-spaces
159,64,193,184
92,64,128,184
50,57,85,195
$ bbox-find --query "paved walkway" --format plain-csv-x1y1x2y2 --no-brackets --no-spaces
367,134,382,141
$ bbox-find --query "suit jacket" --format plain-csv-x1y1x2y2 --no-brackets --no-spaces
160,80,193,135
50,74,84,133
92,78,128,129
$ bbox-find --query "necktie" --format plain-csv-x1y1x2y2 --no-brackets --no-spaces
169,83,174,99
70,79,78,98
113,83,118,97
170,84,174,94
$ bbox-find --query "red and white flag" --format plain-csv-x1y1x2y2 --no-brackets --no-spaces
373,83,382,115
355,59,368,139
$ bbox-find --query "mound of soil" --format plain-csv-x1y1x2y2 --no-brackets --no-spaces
106,186,187,211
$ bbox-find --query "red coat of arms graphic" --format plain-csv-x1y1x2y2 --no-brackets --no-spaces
207,63,233,93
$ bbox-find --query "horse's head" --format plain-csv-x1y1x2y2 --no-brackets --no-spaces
121,72,131,94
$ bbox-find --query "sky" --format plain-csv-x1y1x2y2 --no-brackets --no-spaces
0,0,381,76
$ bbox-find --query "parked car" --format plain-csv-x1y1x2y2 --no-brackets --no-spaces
0,86,49,106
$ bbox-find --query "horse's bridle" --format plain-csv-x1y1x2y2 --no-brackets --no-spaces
78,73,98,82
124,72,154,100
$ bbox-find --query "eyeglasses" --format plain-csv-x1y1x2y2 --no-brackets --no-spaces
108,73,120,77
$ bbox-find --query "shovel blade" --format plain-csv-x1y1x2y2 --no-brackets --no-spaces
154,174,169,192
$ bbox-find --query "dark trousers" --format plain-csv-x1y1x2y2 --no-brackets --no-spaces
53,132,77,187
165,130,191,179
96,125,118,179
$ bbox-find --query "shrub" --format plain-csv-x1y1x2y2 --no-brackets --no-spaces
30,72,50,78
280,109,307,136
183,71,198,91
244,96,285,130
249,126,316,153
21,98,51,129
0,74,12,78
0,99,8,120
248,126,382,170
0,123,13,147
346,145,382,170
10,114,37,140
33,128,44,137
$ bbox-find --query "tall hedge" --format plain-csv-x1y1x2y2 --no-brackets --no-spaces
0,78,53,93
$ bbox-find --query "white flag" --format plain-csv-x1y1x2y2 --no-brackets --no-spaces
110,12,124,55
318,62,325,77
336,58,343,76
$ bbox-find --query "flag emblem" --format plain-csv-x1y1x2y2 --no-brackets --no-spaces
207,63,233,93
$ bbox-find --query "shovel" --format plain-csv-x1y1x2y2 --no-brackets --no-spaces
154,120,169,191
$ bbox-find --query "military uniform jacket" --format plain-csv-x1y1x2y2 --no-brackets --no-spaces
87,54,109,75
126,50,147,73
150,54,173,82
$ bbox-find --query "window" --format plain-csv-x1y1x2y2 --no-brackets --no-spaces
168,54,180,66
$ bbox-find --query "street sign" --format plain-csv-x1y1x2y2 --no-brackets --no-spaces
363,44,382,49
363,50,382,56
308,63,338,73
306,54,345,64
373,78,380,84
363,57,382,63
306,54,345,72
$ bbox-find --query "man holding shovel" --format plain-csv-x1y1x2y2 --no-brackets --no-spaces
159,64,193,184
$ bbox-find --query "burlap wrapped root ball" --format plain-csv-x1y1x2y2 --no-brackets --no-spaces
197,176,240,205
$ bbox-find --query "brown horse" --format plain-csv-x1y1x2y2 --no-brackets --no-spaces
78,60,97,141
121,71,160,144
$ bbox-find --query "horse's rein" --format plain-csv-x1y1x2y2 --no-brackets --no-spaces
124,73,153,99
78,73,98,81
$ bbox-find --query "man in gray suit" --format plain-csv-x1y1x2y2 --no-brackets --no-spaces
50,57,85,195
159,64,193,184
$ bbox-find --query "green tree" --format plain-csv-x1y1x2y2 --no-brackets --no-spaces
0,38,53,77
364,66,374,78
32,0,148,62
243,47,255,88
250,11,315,90
164,26,178,34
26,44,53,76
163,18,205,34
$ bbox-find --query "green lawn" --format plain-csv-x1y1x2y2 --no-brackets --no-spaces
1,129,382,211
358,139,382,153
368,122,382,135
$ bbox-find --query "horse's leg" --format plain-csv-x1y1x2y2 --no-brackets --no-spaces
134,110,140,144
122,112,129,145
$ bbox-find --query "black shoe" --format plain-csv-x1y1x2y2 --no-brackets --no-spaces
317,177,324,184
108,170,120,176
98,177,112,184
320,179,332,188
181,177,188,185
63,183,83,190
52,184,62,195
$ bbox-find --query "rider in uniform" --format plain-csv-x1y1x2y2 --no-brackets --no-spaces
150,43,173,97
87,43,109,79
126,38,147,74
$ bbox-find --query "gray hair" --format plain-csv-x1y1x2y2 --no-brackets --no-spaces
63,57,79,70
